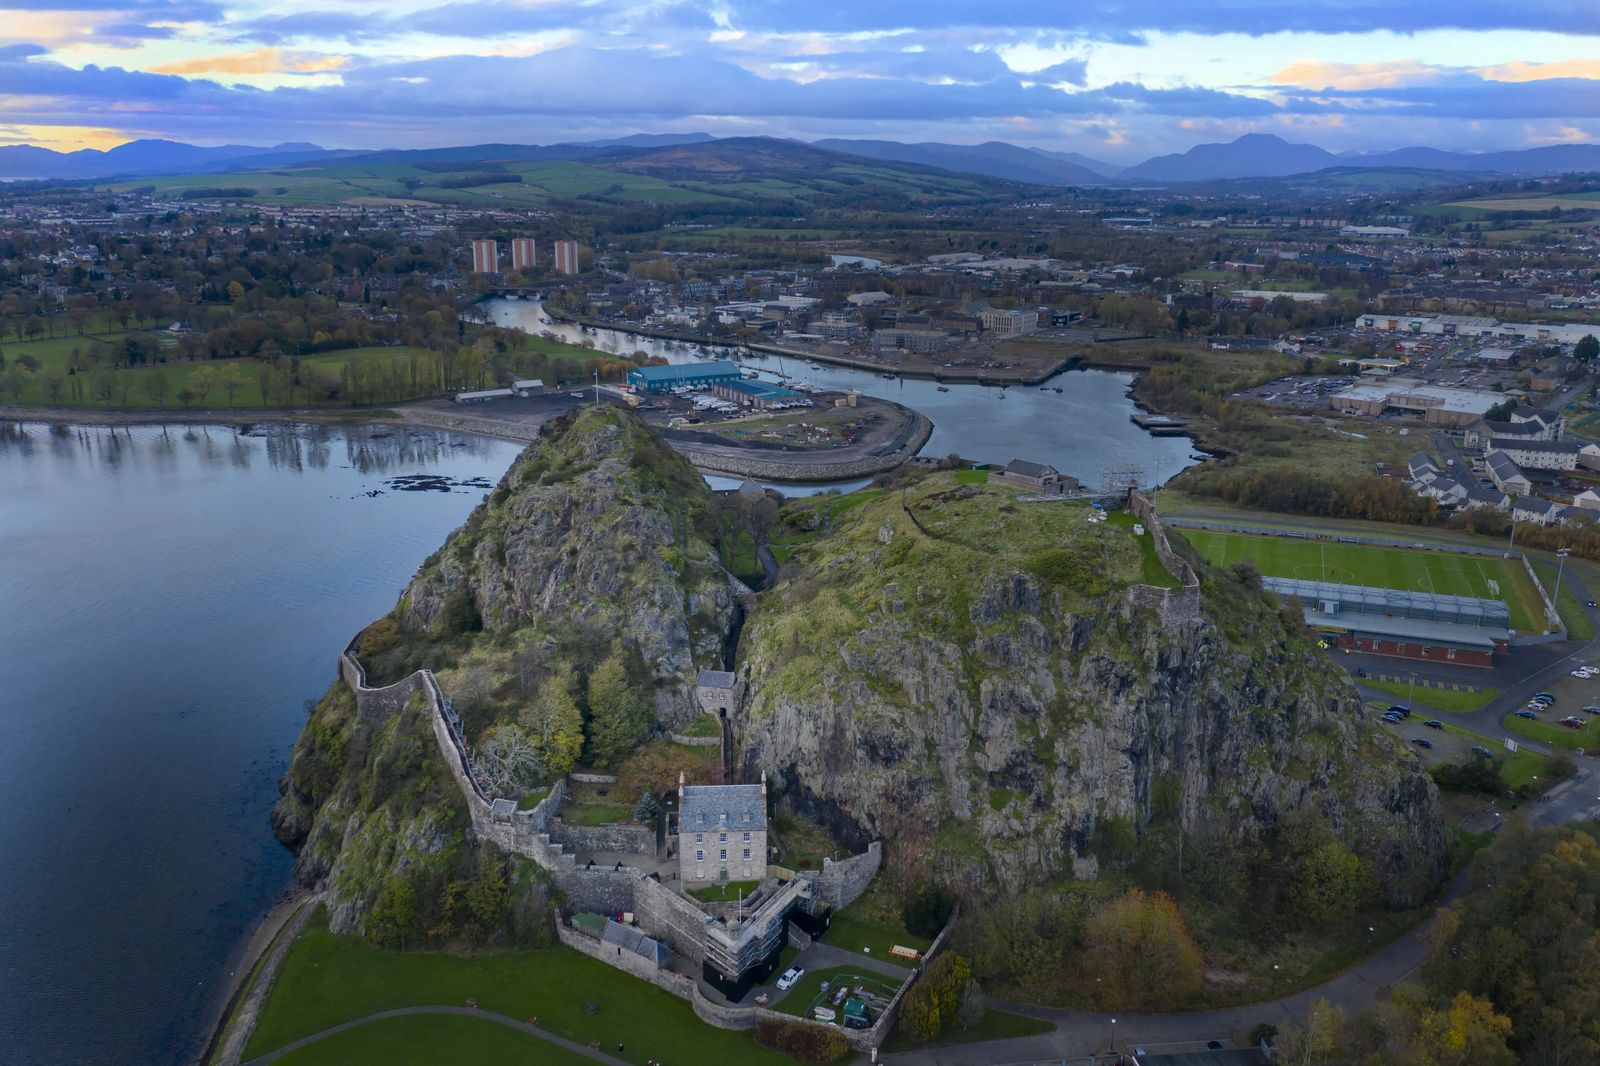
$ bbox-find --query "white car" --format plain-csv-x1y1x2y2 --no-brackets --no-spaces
776,966,805,991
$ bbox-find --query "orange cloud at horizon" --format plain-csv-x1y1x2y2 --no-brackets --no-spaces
1268,59,1440,91
0,124,132,151
1475,59,1600,83
151,47,347,76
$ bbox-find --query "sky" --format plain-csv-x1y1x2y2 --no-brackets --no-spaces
1,1,1598,160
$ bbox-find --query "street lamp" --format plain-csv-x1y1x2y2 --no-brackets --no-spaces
1407,670,1417,713
1110,1017,1117,1055
1552,548,1572,629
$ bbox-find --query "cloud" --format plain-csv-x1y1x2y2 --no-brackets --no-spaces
713,0,1600,37
1475,59,1600,83
1029,59,1088,86
228,10,389,45
151,47,347,75
1269,59,1445,92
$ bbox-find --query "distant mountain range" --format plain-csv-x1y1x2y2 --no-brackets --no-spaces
1119,132,1600,182
5,130,1600,186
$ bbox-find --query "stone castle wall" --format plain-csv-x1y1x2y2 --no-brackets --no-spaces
810,841,881,909
633,875,710,966
1123,490,1202,627
548,822,656,855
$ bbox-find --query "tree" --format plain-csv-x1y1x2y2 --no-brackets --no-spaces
217,362,244,406
1276,998,1346,1066
1575,334,1599,363
476,724,548,796
584,643,652,767
142,369,170,408
366,877,418,948
1289,840,1375,926
634,790,659,824
1082,889,1203,1009
520,664,584,774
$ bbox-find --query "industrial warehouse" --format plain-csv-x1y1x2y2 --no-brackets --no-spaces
625,360,742,393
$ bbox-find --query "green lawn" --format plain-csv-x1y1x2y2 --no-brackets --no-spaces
954,468,990,485
771,965,903,1019
688,879,760,903
1503,713,1590,753
819,884,934,970
270,1012,597,1066
1105,510,1181,588
1362,679,1500,714
559,802,633,827
1440,722,1552,788
676,715,722,738
244,908,792,1064
1179,529,1545,632
881,1006,1054,1052
1530,558,1596,641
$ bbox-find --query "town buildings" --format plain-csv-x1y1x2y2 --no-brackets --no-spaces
554,239,580,275
470,238,498,274
625,360,741,393
510,237,537,272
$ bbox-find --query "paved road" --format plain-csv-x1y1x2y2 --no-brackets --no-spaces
241,1005,631,1066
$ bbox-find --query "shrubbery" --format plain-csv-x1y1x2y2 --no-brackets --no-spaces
753,1017,850,1062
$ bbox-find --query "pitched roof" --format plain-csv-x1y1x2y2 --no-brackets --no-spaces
1490,438,1579,455
1004,458,1057,478
697,669,737,690
681,783,766,830
1486,451,1526,480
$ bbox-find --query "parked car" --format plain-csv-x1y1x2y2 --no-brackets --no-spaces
1472,746,1494,758
1515,710,1539,720
777,967,805,991
1559,717,1587,729
1411,738,1434,749
1533,692,1556,701
1424,719,1444,729
1387,705,1411,717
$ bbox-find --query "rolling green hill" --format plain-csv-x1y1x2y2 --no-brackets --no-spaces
107,138,1013,210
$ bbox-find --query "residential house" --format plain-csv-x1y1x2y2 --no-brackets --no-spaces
1485,451,1532,496
1486,438,1579,472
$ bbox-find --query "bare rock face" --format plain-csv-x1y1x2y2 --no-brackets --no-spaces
399,408,740,725
735,483,1447,906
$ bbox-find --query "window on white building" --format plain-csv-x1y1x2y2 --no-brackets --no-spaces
695,833,702,843
719,848,727,860
695,849,704,861
743,848,751,859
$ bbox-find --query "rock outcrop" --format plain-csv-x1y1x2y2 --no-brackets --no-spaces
736,475,1447,905
271,408,743,935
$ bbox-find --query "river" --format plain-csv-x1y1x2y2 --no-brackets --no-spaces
483,299,1202,490
0,422,521,1066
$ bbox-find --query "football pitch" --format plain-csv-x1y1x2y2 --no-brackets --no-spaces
1179,530,1547,633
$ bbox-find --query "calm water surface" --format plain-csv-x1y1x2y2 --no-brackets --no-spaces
485,298,1202,488
0,422,520,1066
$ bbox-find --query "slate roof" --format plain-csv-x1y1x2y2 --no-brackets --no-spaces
697,669,737,690
1004,458,1058,479
1490,438,1579,455
681,783,766,831
1486,451,1527,482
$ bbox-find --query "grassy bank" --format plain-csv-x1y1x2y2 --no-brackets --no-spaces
1362,679,1500,714
244,908,791,1064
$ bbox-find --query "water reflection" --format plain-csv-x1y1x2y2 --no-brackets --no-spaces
0,420,521,1066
